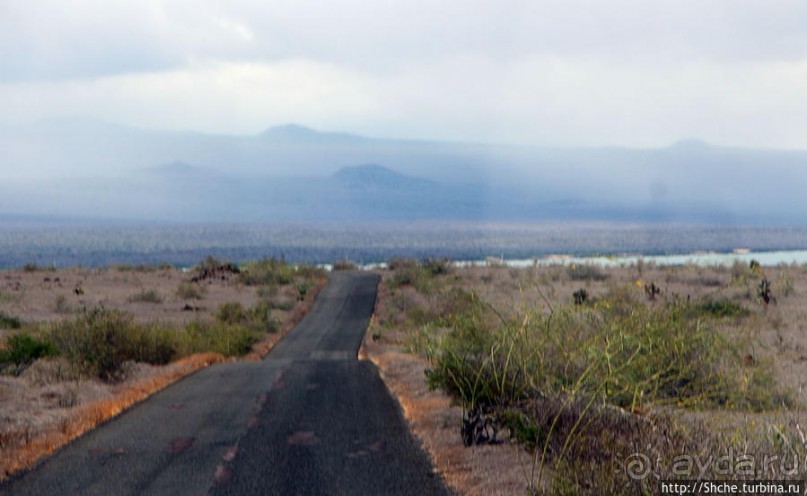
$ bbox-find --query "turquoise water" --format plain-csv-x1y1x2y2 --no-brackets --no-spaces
462,250,807,269
354,250,807,271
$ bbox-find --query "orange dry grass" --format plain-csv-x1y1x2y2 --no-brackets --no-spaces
1,352,225,479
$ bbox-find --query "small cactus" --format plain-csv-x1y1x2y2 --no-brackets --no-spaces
758,278,775,306
644,282,661,301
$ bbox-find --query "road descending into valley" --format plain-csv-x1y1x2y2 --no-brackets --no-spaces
1,272,452,496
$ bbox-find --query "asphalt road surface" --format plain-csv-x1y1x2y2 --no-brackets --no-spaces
1,272,453,496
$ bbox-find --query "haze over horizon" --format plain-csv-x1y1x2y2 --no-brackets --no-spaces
3,1,807,227
2,1,807,151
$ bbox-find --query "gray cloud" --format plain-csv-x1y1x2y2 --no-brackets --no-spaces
1,0,806,148
4,0,807,81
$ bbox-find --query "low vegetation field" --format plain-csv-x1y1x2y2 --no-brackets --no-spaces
368,258,807,495
0,256,325,478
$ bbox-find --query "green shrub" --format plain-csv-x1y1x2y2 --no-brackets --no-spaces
248,302,279,333
296,280,313,300
387,266,423,288
403,278,792,494
0,333,58,374
265,300,294,311
128,289,164,304
386,259,448,294
0,311,22,329
240,257,295,285
216,302,248,325
216,302,279,334
22,263,54,273
180,320,259,357
425,288,775,413
422,257,452,275
695,299,751,318
49,308,177,382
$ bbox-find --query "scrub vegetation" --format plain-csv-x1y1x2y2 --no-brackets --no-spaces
373,258,807,494
0,256,326,478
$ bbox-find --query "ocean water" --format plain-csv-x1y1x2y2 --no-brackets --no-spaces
450,250,807,269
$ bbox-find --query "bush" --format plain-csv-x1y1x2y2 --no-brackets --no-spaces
696,299,751,318
248,302,279,333
0,311,22,329
216,302,279,334
22,263,54,273
425,288,774,413
422,257,452,275
566,263,609,281
386,258,449,294
49,308,177,382
176,281,206,300
128,289,164,304
0,333,58,374
240,257,295,285
296,280,313,301
387,257,419,271
180,320,259,357
403,279,791,494
191,256,240,282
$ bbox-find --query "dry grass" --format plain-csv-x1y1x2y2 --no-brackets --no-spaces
363,279,530,495
0,263,326,480
245,276,325,360
368,259,807,495
1,352,224,478
363,336,528,495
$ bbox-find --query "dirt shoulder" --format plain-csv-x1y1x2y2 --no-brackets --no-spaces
0,263,325,479
362,276,530,496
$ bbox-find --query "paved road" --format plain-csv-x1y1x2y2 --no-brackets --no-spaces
1,272,452,496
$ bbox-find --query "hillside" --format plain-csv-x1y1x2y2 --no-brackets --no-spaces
1,120,807,224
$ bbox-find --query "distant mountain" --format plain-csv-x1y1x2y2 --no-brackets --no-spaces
667,138,713,150
143,161,217,177
2,118,807,224
258,124,369,145
333,164,436,190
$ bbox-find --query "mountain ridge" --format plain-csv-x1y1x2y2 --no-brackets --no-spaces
2,118,807,224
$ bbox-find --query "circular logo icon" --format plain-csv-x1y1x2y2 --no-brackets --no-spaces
625,453,651,480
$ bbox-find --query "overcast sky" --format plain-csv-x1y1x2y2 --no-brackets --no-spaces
1,0,806,148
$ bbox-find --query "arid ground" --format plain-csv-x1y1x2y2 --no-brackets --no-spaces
4,258,807,494
364,259,807,495
0,259,324,478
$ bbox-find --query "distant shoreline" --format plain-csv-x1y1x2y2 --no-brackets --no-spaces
1,222,807,269
450,249,807,269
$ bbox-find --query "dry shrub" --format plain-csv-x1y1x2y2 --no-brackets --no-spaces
0,352,224,479
400,282,788,494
